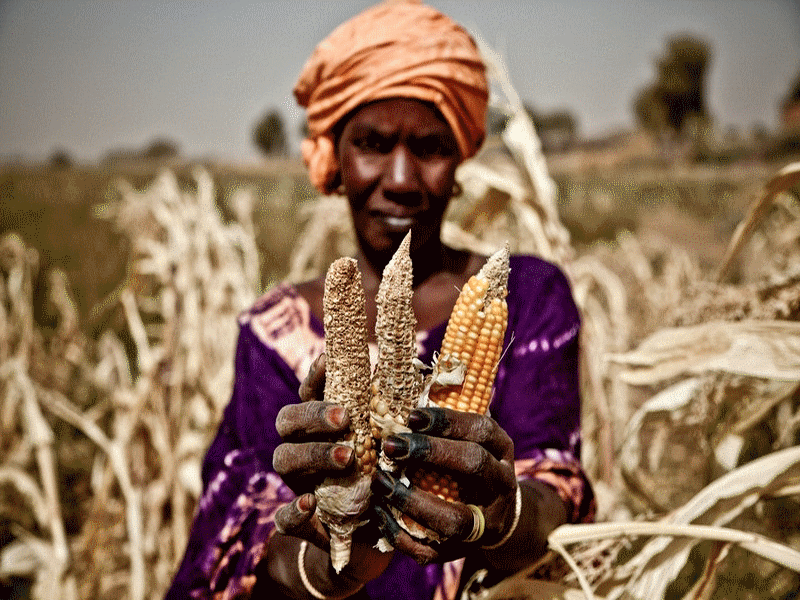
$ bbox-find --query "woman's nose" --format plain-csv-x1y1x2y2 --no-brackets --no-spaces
385,146,417,193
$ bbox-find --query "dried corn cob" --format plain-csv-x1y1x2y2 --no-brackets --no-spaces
315,257,375,572
412,245,510,505
369,232,424,470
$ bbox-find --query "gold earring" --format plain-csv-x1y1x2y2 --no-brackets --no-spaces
336,184,346,196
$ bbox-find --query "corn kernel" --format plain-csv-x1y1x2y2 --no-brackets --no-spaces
414,245,509,503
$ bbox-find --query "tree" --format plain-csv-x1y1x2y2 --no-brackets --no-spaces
485,106,510,136
299,117,310,140
522,103,578,152
783,70,800,107
634,35,712,135
781,69,800,129
48,148,73,169
253,109,288,156
143,137,180,160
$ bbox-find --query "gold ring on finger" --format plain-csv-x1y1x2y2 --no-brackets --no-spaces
464,504,485,543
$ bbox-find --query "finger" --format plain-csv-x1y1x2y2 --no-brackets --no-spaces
382,434,515,500
275,401,348,440
372,471,475,542
374,472,516,560
299,353,326,403
372,504,402,548
273,442,353,484
373,504,439,565
408,407,513,461
274,493,330,550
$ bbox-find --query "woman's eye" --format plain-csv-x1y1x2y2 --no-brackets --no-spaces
355,134,391,153
412,137,455,158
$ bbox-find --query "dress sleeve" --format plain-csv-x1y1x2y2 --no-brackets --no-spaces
493,257,596,524
164,325,302,600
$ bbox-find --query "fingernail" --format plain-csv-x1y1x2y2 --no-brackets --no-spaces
298,493,313,512
332,445,353,466
408,409,431,431
328,406,346,428
372,470,395,496
383,435,409,459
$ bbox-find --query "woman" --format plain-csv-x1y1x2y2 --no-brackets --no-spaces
166,2,594,599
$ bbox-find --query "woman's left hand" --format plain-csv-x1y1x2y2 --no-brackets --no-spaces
370,406,519,564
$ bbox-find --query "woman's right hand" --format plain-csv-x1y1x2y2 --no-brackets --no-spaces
273,353,354,548
270,353,393,596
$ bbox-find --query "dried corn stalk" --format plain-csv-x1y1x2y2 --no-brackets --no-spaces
0,235,73,600
608,320,800,385
715,161,800,282
473,36,572,265
287,194,357,284
469,447,800,600
4,169,261,600
316,257,375,572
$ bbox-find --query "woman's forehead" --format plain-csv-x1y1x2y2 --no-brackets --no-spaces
344,98,454,136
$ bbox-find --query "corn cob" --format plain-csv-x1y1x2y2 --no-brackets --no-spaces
315,256,375,572
369,232,424,470
412,245,510,504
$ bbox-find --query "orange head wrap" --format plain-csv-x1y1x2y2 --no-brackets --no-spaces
293,0,489,194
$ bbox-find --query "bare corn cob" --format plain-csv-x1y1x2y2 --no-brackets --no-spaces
413,245,510,504
369,232,424,470
315,257,375,572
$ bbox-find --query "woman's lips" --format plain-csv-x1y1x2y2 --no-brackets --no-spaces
383,215,414,229
374,213,415,232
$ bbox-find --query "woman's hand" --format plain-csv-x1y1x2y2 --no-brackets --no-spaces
370,406,520,565
273,353,352,547
271,354,393,596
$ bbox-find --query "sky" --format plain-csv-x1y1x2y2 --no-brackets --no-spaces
1,0,799,164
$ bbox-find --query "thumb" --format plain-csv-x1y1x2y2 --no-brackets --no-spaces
275,493,330,550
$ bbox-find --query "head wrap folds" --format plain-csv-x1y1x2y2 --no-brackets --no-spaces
293,0,489,194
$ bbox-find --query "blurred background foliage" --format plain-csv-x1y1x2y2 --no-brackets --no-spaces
1,30,800,600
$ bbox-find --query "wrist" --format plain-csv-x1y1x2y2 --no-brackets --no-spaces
299,540,365,600
481,480,567,573
481,485,522,550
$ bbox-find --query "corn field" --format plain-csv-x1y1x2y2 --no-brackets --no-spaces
2,48,800,600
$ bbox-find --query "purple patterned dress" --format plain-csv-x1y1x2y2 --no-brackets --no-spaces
165,255,595,600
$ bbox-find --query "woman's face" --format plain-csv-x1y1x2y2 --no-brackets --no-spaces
337,98,460,258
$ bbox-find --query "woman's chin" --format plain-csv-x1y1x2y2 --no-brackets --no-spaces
360,220,440,260
369,222,414,247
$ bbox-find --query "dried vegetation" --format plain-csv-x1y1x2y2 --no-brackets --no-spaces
2,49,800,600
1,170,259,600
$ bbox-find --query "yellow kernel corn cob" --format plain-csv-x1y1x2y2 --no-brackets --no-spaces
370,232,423,454
413,245,510,503
315,257,375,572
